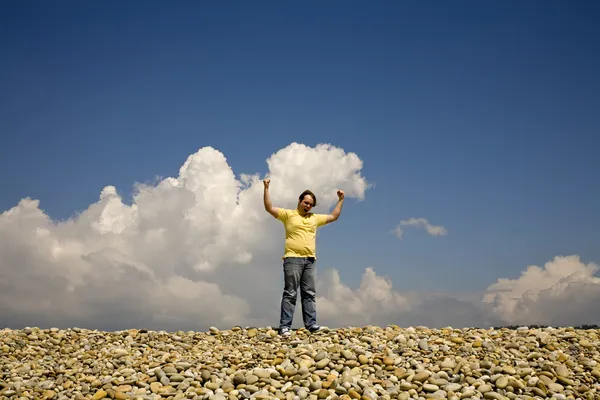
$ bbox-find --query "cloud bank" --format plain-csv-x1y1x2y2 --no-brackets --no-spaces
1,143,599,331
392,217,447,239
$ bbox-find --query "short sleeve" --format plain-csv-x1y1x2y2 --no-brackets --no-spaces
277,208,291,222
315,214,329,227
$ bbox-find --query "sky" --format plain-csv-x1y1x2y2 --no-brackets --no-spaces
1,1,599,331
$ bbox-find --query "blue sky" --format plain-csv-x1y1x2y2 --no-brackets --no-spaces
1,1,599,304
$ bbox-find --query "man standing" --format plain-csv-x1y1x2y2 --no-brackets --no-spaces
263,178,345,336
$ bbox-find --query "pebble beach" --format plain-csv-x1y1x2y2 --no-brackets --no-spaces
1,325,599,400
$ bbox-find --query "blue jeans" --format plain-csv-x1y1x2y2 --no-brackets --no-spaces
279,257,317,329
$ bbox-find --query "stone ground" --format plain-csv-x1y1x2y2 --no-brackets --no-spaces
1,325,600,400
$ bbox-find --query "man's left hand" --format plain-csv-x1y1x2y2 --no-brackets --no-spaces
337,190,345,200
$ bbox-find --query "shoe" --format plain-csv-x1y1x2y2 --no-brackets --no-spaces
279,326,291,337
307,325,326,333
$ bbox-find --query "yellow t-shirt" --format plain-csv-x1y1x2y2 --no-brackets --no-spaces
277,208,329,258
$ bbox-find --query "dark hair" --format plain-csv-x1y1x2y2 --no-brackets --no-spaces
298,189,317,207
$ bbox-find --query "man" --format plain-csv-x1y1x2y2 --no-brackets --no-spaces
263,178,345,336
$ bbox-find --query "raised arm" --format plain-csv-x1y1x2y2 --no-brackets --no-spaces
325,190,345,223
263,179,280,218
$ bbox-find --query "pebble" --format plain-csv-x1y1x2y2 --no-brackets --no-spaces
1,325,599,400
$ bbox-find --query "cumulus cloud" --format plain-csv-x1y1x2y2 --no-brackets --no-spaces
482,255,600,326
316,268,412,327
392,217,447,239
312,254,600,329
1,141,599,331
0,142,369,331
315,267,502,329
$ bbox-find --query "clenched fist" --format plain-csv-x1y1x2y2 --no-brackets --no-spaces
337,190,345,200
263,178,270,189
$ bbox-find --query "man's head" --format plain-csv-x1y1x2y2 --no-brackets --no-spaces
297,189,317,215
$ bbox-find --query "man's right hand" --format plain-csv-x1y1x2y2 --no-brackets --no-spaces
263,178,270,189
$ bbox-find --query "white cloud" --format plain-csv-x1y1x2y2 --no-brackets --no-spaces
1,142,599,331
482,255,600,326
312,254,600,329
392,217,447,239
0,143,369,331
265,143,370,205
316,268,412,327
314,266,502,329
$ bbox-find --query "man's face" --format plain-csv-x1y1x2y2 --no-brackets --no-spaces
298,195,314,215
